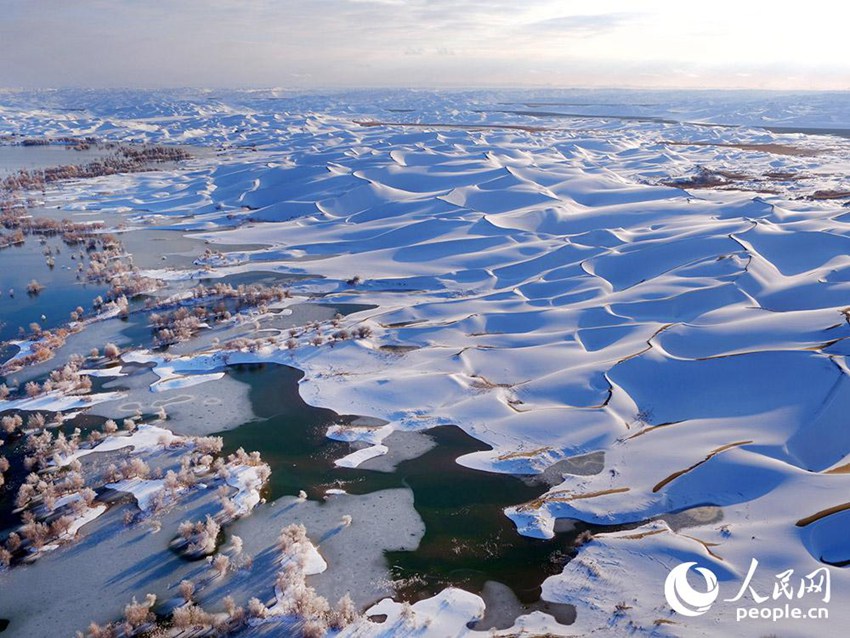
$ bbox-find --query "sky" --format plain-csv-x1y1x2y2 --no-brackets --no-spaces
0,0,848,90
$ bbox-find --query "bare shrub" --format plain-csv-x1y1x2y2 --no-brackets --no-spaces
178,579,195,603
172,603,214,629
277,523,308,553
212,553,230,577
176,514,220,556
123,594,155,628
329,594,359,630
574,529,594,547
5,532,21,552
301,618,329,638
247,597,267,619
228,534,243,556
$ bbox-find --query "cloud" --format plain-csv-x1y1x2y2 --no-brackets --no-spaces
525,12,644,36
0,1,847,89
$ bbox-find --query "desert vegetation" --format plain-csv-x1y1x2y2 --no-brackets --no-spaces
148,282,291,347
13,135,98,150
0,138,198,371
0,142,191,195
2,327,78,374
2,354,93,398
77,522,361,637
0,350,270,572
810,188,850,200
0,231,162,373
174,515,221,558
1,139,189,255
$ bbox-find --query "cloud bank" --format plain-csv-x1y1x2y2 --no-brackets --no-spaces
0,0,847,89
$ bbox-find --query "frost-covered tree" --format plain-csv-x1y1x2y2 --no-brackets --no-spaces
178,578,195,603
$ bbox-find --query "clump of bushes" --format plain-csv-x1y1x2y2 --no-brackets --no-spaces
26,279,44,295
148,282,291,347
174,515,221,558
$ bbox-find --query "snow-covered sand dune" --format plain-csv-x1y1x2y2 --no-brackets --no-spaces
2,89,850,636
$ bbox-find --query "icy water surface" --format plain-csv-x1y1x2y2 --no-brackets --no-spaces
0,144,113,175
220,363,588,605
0,236,110,343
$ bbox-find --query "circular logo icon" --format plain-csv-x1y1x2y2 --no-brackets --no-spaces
664,562,720,617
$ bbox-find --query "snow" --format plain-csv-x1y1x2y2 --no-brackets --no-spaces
299,542,328,577
60,423,180,466
224,464,265,516
76,367,126,378
107,477,170,512
40,504,107,553
361,588,485,635
3,88,850,635
1,390,126,413
150,370,225,392
352,588,573,637
326,423,394,445
334,444,388,469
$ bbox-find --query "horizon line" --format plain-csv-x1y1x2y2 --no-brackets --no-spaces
2,85,850,94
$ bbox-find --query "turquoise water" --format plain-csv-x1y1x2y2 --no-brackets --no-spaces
220,363,586,604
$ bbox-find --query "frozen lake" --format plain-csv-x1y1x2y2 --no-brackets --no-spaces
0,143,111,176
